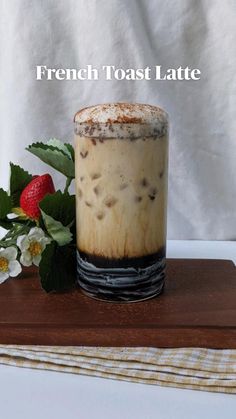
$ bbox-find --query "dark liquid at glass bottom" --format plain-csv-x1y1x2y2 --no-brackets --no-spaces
77,248,166,302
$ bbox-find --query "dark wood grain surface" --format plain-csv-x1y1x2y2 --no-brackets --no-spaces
0,259,235,348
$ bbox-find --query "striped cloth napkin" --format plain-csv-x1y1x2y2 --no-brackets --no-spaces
0,345,236,394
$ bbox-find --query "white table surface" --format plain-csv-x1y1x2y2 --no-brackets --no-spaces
0,240,235,419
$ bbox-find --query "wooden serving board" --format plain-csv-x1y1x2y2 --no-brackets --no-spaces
0,259,235,348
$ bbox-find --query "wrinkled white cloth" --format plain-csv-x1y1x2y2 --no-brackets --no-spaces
0,0,235,240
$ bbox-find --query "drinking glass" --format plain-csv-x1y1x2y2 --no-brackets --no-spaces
74,103,169,302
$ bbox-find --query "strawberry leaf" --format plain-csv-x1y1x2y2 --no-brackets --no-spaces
47,138,74,160
40,210,73,246
64,143,75,161
10,163,33,206
0,188,13,219
26,142,75,178
39,241,76,292
39,191,75,227
0,219,12,230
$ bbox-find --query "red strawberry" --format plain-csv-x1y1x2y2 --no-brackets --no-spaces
20,174,55,220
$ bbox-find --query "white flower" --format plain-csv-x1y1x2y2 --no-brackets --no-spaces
17,227,51,267
0,247,22,284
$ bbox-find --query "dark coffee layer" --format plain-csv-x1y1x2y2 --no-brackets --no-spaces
76,250,166,302
78,247,166,269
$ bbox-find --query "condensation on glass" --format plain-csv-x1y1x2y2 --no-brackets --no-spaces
74,103,169,302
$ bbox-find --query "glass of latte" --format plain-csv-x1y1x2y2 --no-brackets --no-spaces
74,103,169,302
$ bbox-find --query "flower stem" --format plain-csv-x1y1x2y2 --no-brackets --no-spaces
0,239,17,248
0,222,31,247
64,177,72,194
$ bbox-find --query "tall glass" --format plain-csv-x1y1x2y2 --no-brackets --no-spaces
74,103,169,302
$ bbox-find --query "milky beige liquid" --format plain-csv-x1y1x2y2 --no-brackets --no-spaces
75,134,168,260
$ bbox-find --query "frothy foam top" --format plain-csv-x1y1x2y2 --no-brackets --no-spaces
74,103,168,139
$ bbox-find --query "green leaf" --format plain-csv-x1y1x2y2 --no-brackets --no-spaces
64,143,75,161
0,218,33,231
40,210,73,246
26,142,75,178
47,138,74,160
39,191,75,226
9,163,33,206
0,223,31,246
39,241,76,292
0,189,12,219
0,219,12,230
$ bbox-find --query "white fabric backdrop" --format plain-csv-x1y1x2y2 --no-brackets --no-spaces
0,0,235,240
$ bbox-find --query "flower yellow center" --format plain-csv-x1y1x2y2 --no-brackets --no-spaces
0,257,9,273
29,241,42,257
